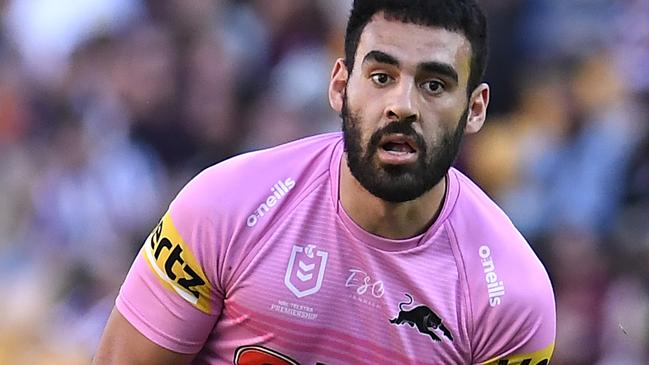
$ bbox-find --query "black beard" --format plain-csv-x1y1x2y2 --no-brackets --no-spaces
342,96,468,203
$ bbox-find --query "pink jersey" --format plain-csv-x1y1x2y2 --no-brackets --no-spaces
116,132,555,364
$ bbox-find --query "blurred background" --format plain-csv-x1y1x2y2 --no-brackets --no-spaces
0,0,647,363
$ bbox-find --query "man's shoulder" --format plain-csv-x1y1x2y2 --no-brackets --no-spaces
169,132,342,230
447,167,553,303
204,132,342,184
448,168,530,246
446,170,555,362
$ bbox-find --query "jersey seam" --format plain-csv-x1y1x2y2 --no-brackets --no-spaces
204,134,340,300
447,219,475,361
219,168,331,294
195,214,225,301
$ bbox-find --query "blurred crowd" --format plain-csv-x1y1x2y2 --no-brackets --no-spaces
0,0,647,364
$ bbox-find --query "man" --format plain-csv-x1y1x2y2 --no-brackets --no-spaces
93,1,556,364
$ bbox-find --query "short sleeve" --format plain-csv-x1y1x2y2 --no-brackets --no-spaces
470,256,556,365
116,209,222,354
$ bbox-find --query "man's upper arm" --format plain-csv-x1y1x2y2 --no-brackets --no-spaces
92,307,195,365
469,246,556,364
104,167,231,356
448,170,556,364
111,209,222,353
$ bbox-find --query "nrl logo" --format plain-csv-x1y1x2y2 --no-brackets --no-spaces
284,244,328,298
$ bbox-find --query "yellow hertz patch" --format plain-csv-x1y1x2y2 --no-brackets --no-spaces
142,212,213,314
482,342,554,365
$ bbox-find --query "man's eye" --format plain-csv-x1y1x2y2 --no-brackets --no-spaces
371,73,392,86
422,81,445,94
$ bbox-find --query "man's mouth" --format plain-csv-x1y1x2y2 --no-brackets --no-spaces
379,134,418,154
382,142,416,154
376,134,419,164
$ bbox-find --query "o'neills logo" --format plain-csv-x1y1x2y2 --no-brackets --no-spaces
246,178,296,227
479,245,505,307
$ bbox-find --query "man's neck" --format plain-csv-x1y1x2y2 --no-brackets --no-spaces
339,153,447,240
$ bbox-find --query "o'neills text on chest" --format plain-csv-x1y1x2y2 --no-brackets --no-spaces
479,245,505,307
247,178,296,227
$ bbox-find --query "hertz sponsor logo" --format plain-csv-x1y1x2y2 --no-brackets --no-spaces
246,178,296,227
142,213,213,313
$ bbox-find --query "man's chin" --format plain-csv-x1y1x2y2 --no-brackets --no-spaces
357,170,429,203
367,186,426,203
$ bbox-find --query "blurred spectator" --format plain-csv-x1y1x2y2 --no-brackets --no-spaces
548,229,609,365
480,0,526,115
466,52,643,239
4,0,143,85
180,30,242,172
612,0,649,95
113,22,195,173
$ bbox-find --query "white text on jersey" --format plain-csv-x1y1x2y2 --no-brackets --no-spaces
479,245,505,307
246,177,296,227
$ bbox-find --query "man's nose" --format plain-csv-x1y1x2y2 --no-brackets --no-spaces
385,81,419,123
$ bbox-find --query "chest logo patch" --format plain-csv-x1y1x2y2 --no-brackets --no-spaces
284,244,328,298
389,294,453,342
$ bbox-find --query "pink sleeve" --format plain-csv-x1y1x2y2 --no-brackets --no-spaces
450,170,556,364
115,177,225,354
466,227,556,364
470,254,556,364
114,134,346,354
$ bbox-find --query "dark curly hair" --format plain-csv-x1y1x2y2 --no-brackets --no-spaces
344,0,488,93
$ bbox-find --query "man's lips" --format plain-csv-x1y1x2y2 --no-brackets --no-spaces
376,133,419,165
378,134,418,154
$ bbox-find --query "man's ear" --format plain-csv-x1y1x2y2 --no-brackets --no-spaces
465,83,490,134
329,58,349,114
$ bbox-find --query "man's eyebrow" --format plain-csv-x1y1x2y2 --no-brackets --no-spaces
362,50,400,67
418,62,459,84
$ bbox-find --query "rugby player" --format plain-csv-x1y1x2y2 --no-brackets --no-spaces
93,1,556,363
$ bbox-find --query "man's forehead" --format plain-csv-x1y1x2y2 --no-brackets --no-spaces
357,15,471,75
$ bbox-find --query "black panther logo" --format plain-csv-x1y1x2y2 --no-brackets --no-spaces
389,294,453,342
